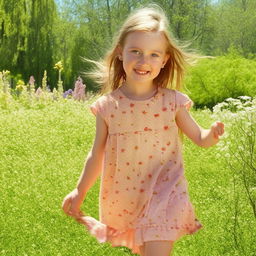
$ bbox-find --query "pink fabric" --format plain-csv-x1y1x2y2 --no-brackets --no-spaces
83,87,202,255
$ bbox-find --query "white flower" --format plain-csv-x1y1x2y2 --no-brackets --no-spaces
225,97,236,102
225,153,231,158
237,96,252,101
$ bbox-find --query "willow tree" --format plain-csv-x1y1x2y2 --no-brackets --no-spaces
25,0,57,88
0,0,29,82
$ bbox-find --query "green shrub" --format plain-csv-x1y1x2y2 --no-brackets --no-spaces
184,55,256,109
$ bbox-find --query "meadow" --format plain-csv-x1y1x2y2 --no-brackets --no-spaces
0,68,255,256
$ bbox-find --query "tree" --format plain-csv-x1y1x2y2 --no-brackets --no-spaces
212,0,256,57
0,0,29,84
25,0,57,88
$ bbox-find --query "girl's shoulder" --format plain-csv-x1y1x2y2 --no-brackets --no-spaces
91,89,117,104
160,87,194,110
161,87,189,98
89,90,118,120
173,89,194,111
159,87,187,100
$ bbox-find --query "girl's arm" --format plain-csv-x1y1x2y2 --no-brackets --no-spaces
76,113,108,198
175,107,224,148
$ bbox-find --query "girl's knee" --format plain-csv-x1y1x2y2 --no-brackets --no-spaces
144,240,174,256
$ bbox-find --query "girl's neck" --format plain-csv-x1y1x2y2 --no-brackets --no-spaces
121,81,158,98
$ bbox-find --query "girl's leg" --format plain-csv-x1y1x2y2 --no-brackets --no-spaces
144,240,174,256
139,243,145,256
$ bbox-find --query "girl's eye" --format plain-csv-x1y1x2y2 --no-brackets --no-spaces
131,50,140,55
152,53,159,57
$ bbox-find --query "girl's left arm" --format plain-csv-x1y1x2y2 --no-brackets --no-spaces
175,108,225,148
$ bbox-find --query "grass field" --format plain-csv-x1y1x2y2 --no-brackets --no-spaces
0,97,255,256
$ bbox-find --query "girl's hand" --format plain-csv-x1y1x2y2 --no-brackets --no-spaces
62,188,85,219
210,121,225,139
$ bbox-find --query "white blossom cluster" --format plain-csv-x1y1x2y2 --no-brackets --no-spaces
212,95,256,159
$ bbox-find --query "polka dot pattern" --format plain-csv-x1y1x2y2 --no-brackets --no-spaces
87,87,202,255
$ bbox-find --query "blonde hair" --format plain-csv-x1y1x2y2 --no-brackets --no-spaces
84,5,200,95
84,5,204,142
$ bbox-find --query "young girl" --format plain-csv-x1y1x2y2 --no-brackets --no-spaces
62,6,225,256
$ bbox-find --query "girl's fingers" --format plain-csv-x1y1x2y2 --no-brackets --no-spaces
62,191,83,218
212,121,225,138
217,123,224,135
62,197,75,216
107,227,118,237
62,197,71,214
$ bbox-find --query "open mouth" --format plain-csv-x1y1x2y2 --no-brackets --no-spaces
134,69,150,75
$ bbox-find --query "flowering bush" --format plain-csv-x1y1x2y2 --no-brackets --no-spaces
212,96,253,113
0,69,88,111
213,96,256,255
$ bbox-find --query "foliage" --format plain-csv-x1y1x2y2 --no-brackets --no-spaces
0,0,58,89
212,0,256,57
213,96,256,255
1,0,256,90
184,54,256,109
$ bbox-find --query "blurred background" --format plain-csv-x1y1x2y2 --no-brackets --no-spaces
0,0,255,94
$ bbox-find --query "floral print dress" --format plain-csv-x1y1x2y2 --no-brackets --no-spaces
79,86,202,255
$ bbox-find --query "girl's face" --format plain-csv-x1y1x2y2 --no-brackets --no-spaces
119,31,170,87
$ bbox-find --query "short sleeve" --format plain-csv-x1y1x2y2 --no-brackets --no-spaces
175,90,194,112
89,96,108,122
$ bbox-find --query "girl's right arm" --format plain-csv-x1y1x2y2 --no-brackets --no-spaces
62,113,108,217
76,112,108,197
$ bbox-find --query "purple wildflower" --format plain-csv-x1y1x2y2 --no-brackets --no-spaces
73,76,86,101
63,89,73,98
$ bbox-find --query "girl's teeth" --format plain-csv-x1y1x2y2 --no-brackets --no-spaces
135,70,148,75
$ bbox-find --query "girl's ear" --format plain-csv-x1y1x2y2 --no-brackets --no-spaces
162,53,170,68
116,45,123,61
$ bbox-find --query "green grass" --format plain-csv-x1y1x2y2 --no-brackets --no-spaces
0,99,255,256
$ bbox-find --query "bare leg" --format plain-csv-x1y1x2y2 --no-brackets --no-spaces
139,243,145,256
144,240,174,256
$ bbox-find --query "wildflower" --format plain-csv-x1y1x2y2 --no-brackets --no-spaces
2,70,10,77
29,76,35,86
237,96,251,101
63,89,73,98
28,75,36,93
213,95,255,113
52,88,58,101
73,76,86,101
42,71,47,91
54,61,64,94
16,80,26,91
225,97,235,102
54,61,63,71
35,87,43,96
224,153,231,158
213,102,229,113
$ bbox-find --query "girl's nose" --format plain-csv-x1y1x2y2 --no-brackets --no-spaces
138,54,149,65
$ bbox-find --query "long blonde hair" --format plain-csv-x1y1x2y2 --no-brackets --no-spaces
84,5,200,95
85,5,203,143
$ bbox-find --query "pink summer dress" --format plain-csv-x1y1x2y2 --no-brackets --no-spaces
78,86,202,255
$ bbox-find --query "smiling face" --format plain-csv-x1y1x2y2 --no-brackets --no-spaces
119,30,170,88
